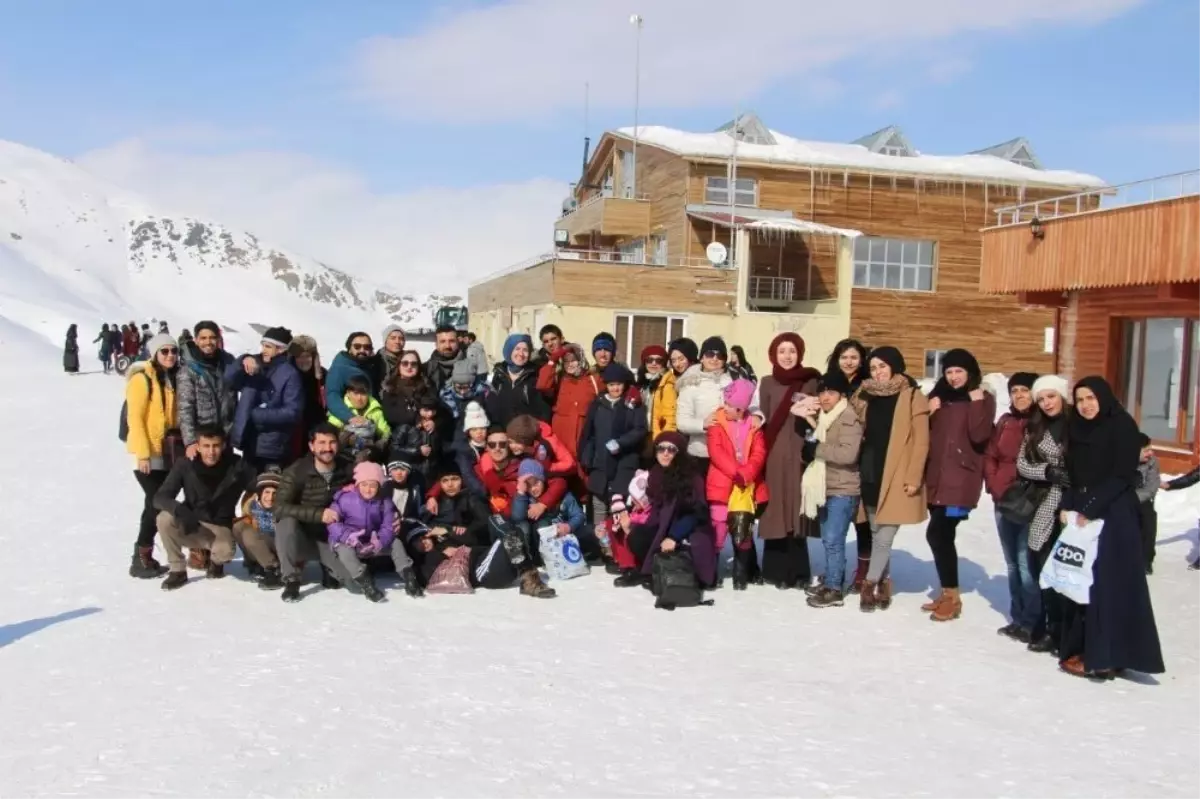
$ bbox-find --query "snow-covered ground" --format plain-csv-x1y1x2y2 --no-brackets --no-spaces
2,344,1198,798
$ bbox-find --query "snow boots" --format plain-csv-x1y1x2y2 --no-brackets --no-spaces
320,566,343,590
206,562,225,580
280,579,302,603
257,567,283,590
399,567,425,598
930,588,962,622
876,577,893,610
519,569,556,599
921,589,945,612
859,580,878,613
354,572,385,603
848,557,870,594
729,511,758,591
129,545,168,579
806,586,844,608
160,571,188,591
187,549,211,570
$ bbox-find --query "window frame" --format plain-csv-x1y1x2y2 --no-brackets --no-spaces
1117,317,1199,448
704,176,758,207
924,349,947,380
852,235,937,292
613,313,688,365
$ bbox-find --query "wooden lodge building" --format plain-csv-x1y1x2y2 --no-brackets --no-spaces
981,171,1200,470
468,114,1106,377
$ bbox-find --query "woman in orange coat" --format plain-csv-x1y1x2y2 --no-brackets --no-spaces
706,378,768,589
536,343,603,459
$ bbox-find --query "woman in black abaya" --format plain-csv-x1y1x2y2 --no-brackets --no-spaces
1058,376,1164,679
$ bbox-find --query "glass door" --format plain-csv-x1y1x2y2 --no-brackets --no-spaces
1119,317,1199,446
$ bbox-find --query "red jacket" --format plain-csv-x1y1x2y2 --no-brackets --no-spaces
531,420,577,478
122,329,140,356
983,412,1028,500
474,455,567,515
539,364,603,459
925,391,996,509
705,410,769,505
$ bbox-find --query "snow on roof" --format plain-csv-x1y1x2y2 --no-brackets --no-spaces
744,218,863,238
613,126,1105,189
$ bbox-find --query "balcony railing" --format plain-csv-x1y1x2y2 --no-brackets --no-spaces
560,190,649,218
748,275,795,302
990,170,1200,227
470,248,722,286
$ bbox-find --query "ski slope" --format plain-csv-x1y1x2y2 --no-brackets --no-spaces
1,343,1197,798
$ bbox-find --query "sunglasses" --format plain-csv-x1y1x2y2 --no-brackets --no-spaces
351,344,374,353
399,360,420,367
655,443,679,454
702,351,724,359
645,356,665,364
159,347,179,355
486,440,509,449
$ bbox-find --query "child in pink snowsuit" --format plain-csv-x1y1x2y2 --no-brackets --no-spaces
706,378,768,589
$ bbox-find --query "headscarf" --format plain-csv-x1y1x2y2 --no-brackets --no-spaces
1066,375,1142,490
502,333,533,373
927,347,981,404
764,332,821,449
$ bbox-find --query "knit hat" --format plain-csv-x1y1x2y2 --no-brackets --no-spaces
451,358,476,386
700,336,728,361
610,494,627,515
640,344,668,363
668,337,699,364
517,458,545,482
818,369,852,395
386,460,412,475
262,326,293,349
193,320,220,338
592,332,617,355
255,466,282,491
867,346,906,376
1008,372,1039,392
435,462,463,480
463,401,489,431
628,469,649,503
654,430,688,451
940,348,981,381
506,414,541,446
723,378,756,411
1031,374,1071,404
289,334,318,356
502,333,533,364
381,323,405,343
602,362,634,385
353,461,385,485
147,332,176,355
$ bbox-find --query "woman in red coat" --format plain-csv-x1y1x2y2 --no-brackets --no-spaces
706,378,768,589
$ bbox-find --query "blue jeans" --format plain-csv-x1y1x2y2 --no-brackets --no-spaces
819,496,859,590
995,511,1041,630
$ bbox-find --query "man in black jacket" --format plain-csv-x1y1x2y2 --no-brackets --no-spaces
273,423,355,602
154,424,257,590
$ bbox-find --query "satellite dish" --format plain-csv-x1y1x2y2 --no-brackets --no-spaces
706,241,728,267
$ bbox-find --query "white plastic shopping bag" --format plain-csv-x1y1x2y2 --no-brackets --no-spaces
1039,512,1102,605
538,525,590,581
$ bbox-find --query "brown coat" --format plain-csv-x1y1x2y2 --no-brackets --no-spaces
758,374,820,539
855,385,930,526
925,389,996,509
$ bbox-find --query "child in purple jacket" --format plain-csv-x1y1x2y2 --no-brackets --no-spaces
327,461,411,603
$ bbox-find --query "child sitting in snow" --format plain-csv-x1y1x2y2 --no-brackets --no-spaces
329,377,391,464
511,459,592,556
606,469,651,575
706,378,768,590
326,461,397,603
233,466,284,585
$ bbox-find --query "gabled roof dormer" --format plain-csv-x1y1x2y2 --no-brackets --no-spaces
716,112,776,146
971,137,1042,170
853,125,915,157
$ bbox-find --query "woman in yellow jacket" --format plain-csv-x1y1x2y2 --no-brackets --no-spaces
126,333,181,578
637,345,678,459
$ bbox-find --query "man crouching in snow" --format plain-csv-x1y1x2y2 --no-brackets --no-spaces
154,424,257,590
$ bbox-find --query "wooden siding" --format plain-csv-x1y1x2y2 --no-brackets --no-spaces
981,195,1200,293
556,197,650,241
685,164,1074,374
552,261,735,314
468,262,556,312
635,144,690,262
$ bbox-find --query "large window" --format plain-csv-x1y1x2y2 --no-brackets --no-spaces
853,236,935,291
1120,318,1199,446
617,238,645,264
704,176,757,207
614,314,686,365
925,349,947,379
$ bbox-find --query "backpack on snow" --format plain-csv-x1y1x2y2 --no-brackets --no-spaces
651,549,712,610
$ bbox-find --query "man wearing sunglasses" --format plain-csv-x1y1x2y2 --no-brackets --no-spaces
326,331,376,425
226,326,304,472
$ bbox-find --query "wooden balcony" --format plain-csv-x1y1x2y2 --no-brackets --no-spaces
555,195,651,241
981,172,1200,297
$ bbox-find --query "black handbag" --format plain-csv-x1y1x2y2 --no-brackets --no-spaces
997,479,1049,524
651,550,712,609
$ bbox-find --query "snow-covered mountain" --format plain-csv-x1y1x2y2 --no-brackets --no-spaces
0,139,460,353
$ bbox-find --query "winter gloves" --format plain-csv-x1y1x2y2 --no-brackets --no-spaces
605,439,620,454
346,529,382,556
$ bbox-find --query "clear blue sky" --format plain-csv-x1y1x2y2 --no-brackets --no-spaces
0,0,1195,284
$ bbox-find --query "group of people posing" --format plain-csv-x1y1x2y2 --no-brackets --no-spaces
116,317,1194,680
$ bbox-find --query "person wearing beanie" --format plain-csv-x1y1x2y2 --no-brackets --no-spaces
706,376,769,589
125,326,183,580
369,324,407,398
486,332,550,428
675,334,735,467
463,400,489,433
798,368,864,608
755,331,823,591
178,316,235,461
849,344,929,611
591,332,617,371
285,333,326,451
261,326,293,351
636,343,678,452
922,346,994,622
512,450,592,568
668,338,699,373
1030,374,1070,405
580,356,648,531
325,458,414,602
233,466,286,588
986,368,1041,639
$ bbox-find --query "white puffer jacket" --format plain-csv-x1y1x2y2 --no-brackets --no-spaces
674,364,732,459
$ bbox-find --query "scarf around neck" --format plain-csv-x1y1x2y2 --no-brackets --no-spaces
764,364,822,450
800,397,847,519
